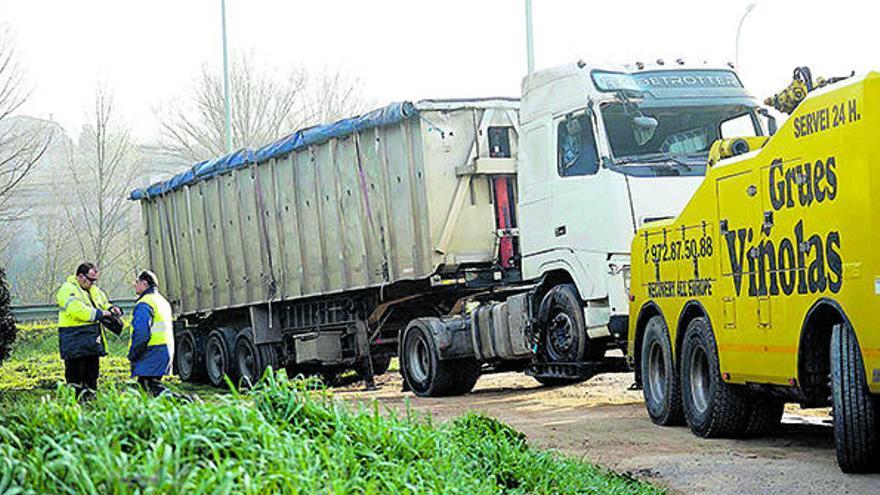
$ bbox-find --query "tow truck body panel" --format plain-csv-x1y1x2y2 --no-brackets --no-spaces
629,72,880,394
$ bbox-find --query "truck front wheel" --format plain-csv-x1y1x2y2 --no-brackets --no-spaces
401,319,480,397
680,316,750,438
831,322,879,473
641,315,683,426
539,284,587,362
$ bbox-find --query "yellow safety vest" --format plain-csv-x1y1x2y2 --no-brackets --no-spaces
139,291,174,355
56,275,111,328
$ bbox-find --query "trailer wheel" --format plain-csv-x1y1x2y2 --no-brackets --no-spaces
176,328,207,383
539,284,587,362
206,328,238,388
401,319,479,397
680,316,750,438
641,315,684,426
831,323,880,473
235,328,264,387
743,399,784,437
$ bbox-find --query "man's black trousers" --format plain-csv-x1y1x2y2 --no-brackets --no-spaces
64,355,99,391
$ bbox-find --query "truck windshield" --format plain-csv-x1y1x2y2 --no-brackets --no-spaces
601,102,760,169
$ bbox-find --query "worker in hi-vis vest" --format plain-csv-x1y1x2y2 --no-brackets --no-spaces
128,270,175,396
56,262,122,396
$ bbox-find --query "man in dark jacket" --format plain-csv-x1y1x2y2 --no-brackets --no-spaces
128,270,175,397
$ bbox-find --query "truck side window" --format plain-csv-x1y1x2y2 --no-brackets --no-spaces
557,114,599,177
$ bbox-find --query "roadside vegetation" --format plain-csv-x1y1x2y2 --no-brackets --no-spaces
0,324,663,494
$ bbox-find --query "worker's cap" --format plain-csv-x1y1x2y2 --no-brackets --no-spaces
137,270,159,288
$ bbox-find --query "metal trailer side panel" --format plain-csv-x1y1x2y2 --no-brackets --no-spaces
204,180,225,307
315,141,346,292
171,190,197,312
272,155,305,299
218,173,244,306
296,148,323,295
358,127,393,285
187,185,213,312
256,158,284,302
237,167,265,302
335,135,370,289
149,198,171,307
382,120,429,280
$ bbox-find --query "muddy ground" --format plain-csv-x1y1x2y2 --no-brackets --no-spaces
338,371,880,495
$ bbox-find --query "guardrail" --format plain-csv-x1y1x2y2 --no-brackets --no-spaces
11,299,137,324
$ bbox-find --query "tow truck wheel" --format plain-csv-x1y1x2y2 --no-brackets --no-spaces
401,319,480,397
680,316,750,438
539,284,587,362
176,328,207,383
206,328,238,388
641,315,684,426
831,323,880,473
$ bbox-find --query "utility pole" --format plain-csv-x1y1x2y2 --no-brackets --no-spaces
525,0,534,75
735,3,756,68
221,0,233,154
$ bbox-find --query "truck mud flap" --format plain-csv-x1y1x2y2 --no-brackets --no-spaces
526,356,629,380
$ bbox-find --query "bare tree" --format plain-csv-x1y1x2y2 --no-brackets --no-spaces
156,54,368,164
303,68,367,125
11,209,75,303
0,30,54,221
66,87,142,270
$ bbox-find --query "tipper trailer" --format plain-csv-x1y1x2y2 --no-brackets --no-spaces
132,60,772,394
628,69,880,472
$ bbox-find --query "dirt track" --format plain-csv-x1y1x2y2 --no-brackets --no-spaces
338,371,880,495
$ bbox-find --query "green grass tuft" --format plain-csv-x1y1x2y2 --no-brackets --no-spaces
0,374,663,494
0,323,664,494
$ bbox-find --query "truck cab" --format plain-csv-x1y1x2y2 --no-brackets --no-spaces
399,60,768,394
517,61,765,358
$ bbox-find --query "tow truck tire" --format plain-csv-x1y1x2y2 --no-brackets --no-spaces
743,399,784,437
831,323,880,473
680,316,751,438
176,328,207,383
641,315,684,426
539,283,587,362
401,319,479,397
206,328,238,388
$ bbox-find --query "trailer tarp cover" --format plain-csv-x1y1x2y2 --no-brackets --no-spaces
130,101,416,200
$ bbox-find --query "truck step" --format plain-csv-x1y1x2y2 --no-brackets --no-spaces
526,356,629,380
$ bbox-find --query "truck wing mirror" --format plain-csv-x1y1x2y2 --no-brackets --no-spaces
758,108,778,136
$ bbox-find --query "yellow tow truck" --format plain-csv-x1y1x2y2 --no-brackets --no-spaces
627,67,880,472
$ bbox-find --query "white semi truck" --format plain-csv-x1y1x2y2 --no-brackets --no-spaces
133,61,771,395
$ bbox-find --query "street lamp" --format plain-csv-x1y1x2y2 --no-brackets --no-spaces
525,0,534,75
735,3,756,68
221,0,232,154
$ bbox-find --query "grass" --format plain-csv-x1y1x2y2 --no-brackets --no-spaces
0,324,664,494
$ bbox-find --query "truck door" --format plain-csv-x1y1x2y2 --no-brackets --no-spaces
715,169,769,383
551,111,607,271
757,159,799,383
